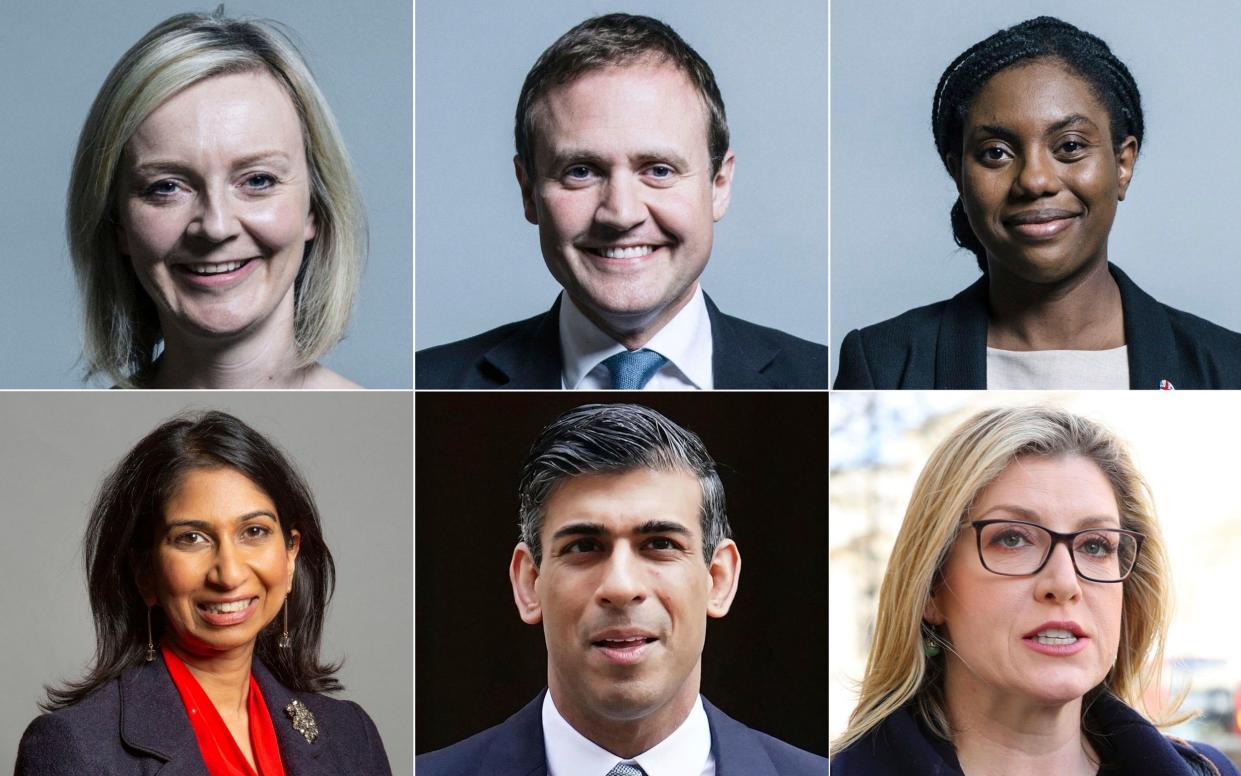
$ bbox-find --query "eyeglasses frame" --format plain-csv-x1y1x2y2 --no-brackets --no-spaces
970,519,1146,583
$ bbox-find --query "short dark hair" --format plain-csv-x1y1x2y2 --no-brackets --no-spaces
514,13,730,178
45,410,339,711
518,403,731,566
931,16,1144,271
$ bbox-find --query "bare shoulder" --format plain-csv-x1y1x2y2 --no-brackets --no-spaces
302,364,363,389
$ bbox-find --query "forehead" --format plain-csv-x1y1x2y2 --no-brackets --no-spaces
968,58,1111,133
531,62,710,165
970,454,1120,530
126,69,305,165
163,467,277,522
542,468,702,537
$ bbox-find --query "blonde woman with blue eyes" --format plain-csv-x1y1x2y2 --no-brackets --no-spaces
68,9,365,388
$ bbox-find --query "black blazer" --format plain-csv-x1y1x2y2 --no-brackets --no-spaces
833,264,1241,389
416,690,827,776
416,294,829,388
14,654,392,775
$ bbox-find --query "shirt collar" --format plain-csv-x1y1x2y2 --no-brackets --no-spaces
558,286,714,389
542,691,713,776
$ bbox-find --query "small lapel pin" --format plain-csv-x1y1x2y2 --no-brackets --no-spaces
285,698,320,743
1158,379,1175,390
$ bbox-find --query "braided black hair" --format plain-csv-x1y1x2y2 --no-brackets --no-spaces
931,17,1143,271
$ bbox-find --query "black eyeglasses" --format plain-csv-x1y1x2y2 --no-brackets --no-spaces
971,519,1145,583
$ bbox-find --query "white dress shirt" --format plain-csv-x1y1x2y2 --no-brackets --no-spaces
558,285,714,390
542,691,716,776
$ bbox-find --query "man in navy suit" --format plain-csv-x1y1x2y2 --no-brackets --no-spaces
416,404,827,775
415,14,827,389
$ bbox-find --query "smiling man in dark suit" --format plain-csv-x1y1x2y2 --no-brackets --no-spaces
416,404,826,775
416,14,827,389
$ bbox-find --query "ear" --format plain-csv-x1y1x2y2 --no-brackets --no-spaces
705,539,741,618
1115,135,1138,202
711,149,736,222
514,155,538,225
303,207,317,241
923,593,945,626
946,152,963,195
510,542,542,625
285,528,301,592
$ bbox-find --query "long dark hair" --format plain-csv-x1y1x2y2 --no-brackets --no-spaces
44,410,340,710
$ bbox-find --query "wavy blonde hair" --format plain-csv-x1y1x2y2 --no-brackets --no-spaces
67,8,365,387
831,406,1183,757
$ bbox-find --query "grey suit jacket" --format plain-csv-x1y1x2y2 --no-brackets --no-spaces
14,654,391,775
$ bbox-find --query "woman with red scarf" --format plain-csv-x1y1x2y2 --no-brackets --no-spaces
14,410,391,775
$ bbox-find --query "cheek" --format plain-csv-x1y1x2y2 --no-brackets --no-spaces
538,190,592,238
246,198,315,249
122,205,187,259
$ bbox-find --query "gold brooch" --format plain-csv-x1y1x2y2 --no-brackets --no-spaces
285,699,319,743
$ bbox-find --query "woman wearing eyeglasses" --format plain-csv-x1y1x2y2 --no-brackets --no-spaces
829,406,1239,775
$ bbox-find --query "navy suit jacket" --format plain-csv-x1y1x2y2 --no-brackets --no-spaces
830,693,1239,775
416,691,828,776
833,263,1241,389
14,655,392,776
416,294,829,389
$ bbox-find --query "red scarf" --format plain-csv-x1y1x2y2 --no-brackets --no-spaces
162,644,287,776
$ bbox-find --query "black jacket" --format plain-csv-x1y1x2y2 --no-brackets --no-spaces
830,693,1239,775
416,294,828,388
14,654,392,775
416,690,827,775
833,264,1241,389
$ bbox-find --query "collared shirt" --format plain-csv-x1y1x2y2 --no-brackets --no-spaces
542,691,715,776
559,286,714,390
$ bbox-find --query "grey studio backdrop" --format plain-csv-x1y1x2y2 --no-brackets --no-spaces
415,0,829,350
830,0,1241,383
0,392,412,773
0,1,411,388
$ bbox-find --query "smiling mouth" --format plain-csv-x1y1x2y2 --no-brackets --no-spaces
586,245,659,259
198,597,257,614
177,258,255,276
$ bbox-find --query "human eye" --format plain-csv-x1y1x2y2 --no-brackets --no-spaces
988,525,1034,550
243,173,278,190
644,536,684,552
241,523,273,542
1075,532,1117,557
1056,137,1090,159
562,164,597,185
172,530,208,547
977,145,1012,166
143,179,184,199
560,538,603,555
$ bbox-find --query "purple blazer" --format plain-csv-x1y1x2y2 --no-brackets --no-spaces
416,690,828,776
14,654,391,775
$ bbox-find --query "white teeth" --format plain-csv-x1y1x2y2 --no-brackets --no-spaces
1034,628,1078,645
186,260,246,275
603,636,648,644
203,598,252,614
599,245,655,259
1037,628,1075,638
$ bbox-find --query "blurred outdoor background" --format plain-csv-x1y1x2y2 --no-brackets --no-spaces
829,392,1241,767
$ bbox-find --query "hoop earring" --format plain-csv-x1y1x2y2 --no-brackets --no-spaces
278,595,291,649
145,606,156,662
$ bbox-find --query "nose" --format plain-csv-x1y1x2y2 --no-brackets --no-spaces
1012,149,1060,199
186,189,241,243
208,539,248,590
1034,542,1081,602
594,174,648,232
595,543,645,608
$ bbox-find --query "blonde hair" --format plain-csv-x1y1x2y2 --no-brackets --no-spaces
831,406,1183,757
67,9,365,387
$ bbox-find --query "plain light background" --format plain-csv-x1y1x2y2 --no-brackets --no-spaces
0,392,412,774
830,0,1241,383
415,0,828,350
0,1,412,388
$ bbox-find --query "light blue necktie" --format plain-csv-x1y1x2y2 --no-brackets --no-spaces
605,762,648,776
602,349,668,389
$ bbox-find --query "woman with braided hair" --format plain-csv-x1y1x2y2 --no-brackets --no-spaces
834,17,1241,390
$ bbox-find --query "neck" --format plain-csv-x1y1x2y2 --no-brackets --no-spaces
167,639,255,719
150,292,312,389
549,660,700,759
985,259,1124,351
572,282,698,351
944,667,1098,776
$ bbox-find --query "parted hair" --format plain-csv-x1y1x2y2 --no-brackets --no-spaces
514,13,729,178
931,17,1143,271
830,406,1183,757
44,410,340,711
67,8,365,387
518,403,731,566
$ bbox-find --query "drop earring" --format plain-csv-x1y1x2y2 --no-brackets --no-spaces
278,595,291,649
145,606,156,662
923,637,942,657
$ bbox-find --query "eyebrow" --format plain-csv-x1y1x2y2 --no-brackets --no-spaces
975,504,1120,530
130,151,292,178
971,114,1098,143
550,519,694,542
165,510,279,532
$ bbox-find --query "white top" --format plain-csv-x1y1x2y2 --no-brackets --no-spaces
986,345,1129,389
559,286,714,390
542,691,715,776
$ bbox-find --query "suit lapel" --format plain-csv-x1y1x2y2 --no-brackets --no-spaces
480,298,564,388
705,296,782,388
252,659,330,775
118,656,209,775
702,697,780,776
934,275,988,388
1110,264,1178,389
478,691,548,776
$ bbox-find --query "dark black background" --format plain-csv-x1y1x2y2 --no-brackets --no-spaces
414,392,828,756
